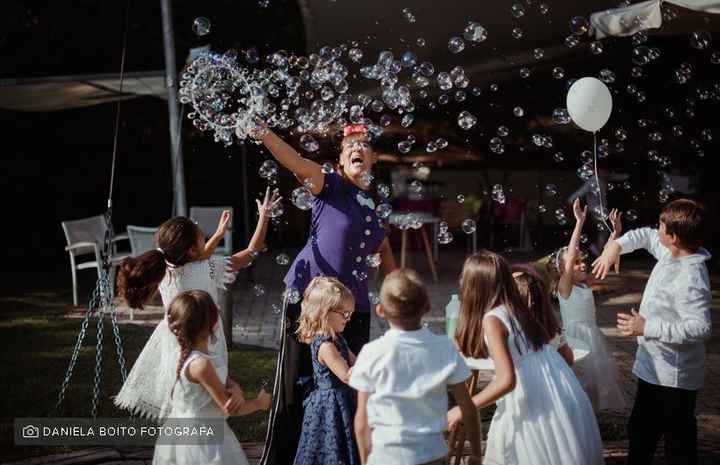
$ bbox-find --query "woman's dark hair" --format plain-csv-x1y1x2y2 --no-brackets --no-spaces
167,290,219,398
456,250,549,359
116,217,203,309
511,264,561,339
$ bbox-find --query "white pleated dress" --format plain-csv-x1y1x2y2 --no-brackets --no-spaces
152,351,249,465
559,285,625,411
114,256,236,421
483,306,604,465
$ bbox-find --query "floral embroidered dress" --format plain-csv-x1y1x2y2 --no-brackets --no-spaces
114,256,236,421
293,335,358,465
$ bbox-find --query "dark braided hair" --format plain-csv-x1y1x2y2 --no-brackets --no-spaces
167,290,220,398
117,217,203,309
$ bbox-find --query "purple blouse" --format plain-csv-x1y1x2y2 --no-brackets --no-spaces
284,172,387,313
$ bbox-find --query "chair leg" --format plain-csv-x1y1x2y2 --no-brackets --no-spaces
420,227,439,283
69,255,78,307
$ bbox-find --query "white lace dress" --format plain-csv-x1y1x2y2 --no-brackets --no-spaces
152,351,249,465
559,284,625,410
483,306,604,465
114,256,236,420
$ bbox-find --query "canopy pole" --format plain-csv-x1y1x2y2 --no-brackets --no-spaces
160,0,187,216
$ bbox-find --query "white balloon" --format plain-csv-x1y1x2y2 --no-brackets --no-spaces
566,77,613,132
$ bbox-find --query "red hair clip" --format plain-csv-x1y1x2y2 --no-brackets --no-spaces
343,124,368,137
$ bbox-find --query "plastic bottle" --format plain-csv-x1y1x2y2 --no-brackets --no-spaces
445,294,460,337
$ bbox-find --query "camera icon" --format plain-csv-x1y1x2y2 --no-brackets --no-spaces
22,425,40,439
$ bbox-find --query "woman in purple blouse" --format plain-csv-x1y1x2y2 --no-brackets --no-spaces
255,124,397,465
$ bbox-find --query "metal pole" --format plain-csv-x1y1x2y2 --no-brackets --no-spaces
160,0,187,216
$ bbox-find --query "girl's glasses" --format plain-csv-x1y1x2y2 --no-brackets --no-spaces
330,309,353,321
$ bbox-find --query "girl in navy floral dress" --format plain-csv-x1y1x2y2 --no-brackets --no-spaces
293,277,358,465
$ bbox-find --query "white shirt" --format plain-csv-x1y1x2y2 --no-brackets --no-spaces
349,327,471,465
617,227,712,390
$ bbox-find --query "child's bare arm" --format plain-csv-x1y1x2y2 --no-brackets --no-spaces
559,199,586,298
229,187,282,271
227,389,271,416
200,210,231,259
187,357,230,411
448,382,482,462
318,341,351,383
355,391,372,465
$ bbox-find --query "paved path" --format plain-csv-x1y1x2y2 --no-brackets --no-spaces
53,248,719,464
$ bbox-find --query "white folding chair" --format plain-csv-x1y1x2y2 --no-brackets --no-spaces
61,215,129,306
189,206,233,255
127,225,159,257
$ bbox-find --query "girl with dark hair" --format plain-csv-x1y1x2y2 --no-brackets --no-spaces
114,188,280,421
511,264,573,366
447,251,603,465
153,290,271,465
251,124,397,465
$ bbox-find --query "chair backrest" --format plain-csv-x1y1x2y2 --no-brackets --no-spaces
127,225,159,257
189,206,233,254
61,215,108,257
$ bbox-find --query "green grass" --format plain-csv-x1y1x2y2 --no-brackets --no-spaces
0,290,277,462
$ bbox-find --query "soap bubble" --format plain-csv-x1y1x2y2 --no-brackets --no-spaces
615,127,628,140
552,108,571,125
286,287,301,304
539,3,549,14
398,141,412,153
565,35,580,47
632,46,652,65
626,210,638,222
489,137,505,154
700,129,713,141
463,22,488,42
271,303,281,314
599,69,616,83
321,162,335,174
448,37,466,53
569,16,589,36
462,219,477,234
269,202,284,219
369,292,381,306
437,229,454,245
589,41,604,55
291,186,314,210
300,134,319,152
377,183,391,198
349,48,363,62
553,152,565,162
511,3,525,18
492,184,506,204
513,106,524,117
512,28,524,39
552,67,565,79
401,113,415,127
457,194,466,204
416,38,426,47
402,7,416,23
497,126,509,137
275,254,290,266
259,160,278,179
253,284,266,297
192,17,211,36
690,31,712,50
435,138,448,149
457,111,477,130
520,67,531,78
534,48,545,59
375,203,392,219
401,51,418,68
365,253,382,268
545,184,558,197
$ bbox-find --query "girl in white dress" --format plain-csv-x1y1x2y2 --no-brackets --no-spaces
114,188,281,421
550,199,625,411
153,290,271,465
448,251,603,465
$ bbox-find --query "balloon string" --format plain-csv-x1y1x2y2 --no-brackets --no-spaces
593,131,612,233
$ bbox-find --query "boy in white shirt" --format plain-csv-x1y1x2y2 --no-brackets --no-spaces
593,199,712,465
349,269,482,465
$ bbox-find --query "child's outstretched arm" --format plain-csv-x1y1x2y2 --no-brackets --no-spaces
186,357,233,412
253,127,325,195
355,391,372,465
558,199,587,299
318,341,351,383
226,389,272,416
593,227,667,280
448,383,483,464
228,187,282,271
200,210,231,259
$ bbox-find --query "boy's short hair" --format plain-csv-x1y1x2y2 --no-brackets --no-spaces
660,198,706,251
380,269,430,322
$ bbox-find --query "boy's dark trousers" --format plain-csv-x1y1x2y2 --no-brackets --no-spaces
628,378,699,465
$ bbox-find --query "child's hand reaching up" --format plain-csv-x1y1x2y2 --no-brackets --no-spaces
215,210,232,237
608,209,622,238
446,406,462,432
257,187,282,218
573,198,587,224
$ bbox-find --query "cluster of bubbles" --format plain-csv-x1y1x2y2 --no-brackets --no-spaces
491,184,506,204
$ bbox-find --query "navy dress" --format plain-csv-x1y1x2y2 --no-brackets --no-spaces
293,335,358,465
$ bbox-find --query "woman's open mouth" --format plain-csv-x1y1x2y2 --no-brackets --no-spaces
350,152,364,166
